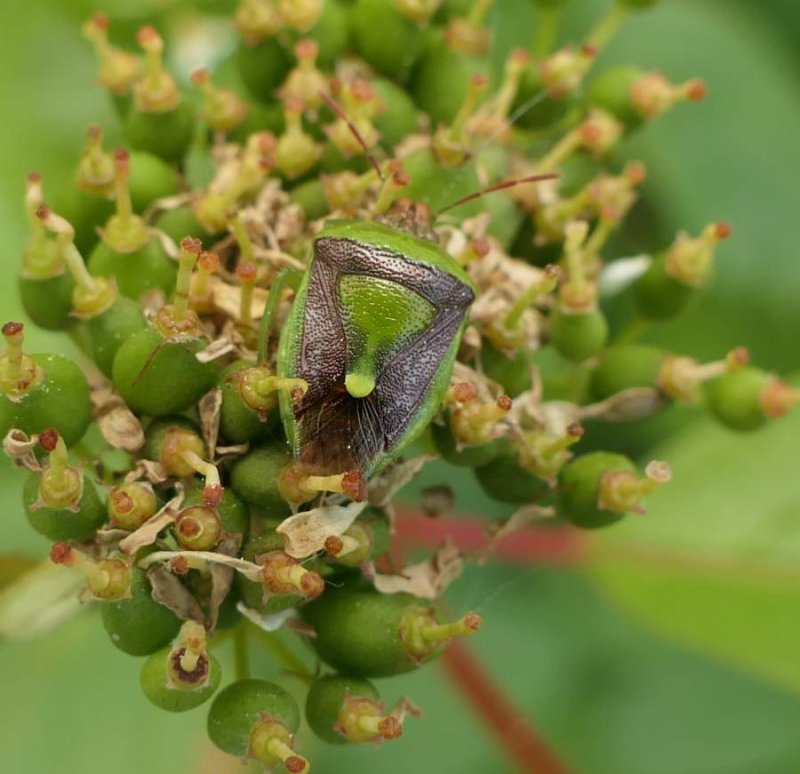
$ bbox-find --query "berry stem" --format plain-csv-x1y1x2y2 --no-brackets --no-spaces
50,543,131,600
585,2,630,52
36,206,99,293
24,173,46,237
599,460,672,514
467,0,494,28
173,237,202,321
180,450,221,490
233,621,251,681
136,27,179,111
112,149,133,224
372,162,411,216
491,49,529,123
43,434,71,492
536,129,583,171
101,150,150,252
231,213,256,264
82,14,141,95
77,125,115,194
532,3,562,57
2,322,25,385
190,251,219,310
559,221,595,309
420,611,482,646
505,266,560,329
177,620,207,673
237,261,258,326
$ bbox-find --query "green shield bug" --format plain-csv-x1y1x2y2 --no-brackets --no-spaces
276,216,476,480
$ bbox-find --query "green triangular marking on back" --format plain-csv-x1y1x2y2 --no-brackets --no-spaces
338,275,435,394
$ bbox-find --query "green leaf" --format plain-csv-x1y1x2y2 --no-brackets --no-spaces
588,397,800,693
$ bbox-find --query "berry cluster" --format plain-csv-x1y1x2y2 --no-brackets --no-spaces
8,0,798,770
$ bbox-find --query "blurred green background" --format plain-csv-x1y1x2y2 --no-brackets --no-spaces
1,1,799,772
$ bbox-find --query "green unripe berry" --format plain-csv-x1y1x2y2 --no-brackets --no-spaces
19,272,75,332
219,360,282,445
324,507,392,568
590,344,665,401
372,79,419,150
549,307,609,363
207,679,307,771
481,341,533,397
123,28,196,164
306,0,349,69
412,36,488,127
142,417,206,478
101,560,182,656
155,206,211,244
88,240,176,303
53,187,114,262
23,452,105,542
112,326,219,417
301,583,481,677
124,100,194,167
236,39,293,105
86,148,176,301
704,367,798,432
128,151,180,210
0,325,91,447
289,179,329,222
229,442,292,517
140,621,221,712
22,172,78,330
512,67,577,132
238,533,326,615
474,450,550,504
558,451,671,528
430,420,503,468
183,483,249,540
84,295,146,377
402,147,482,217
306,674,402,745
588,66,646,131
352,0,432,81
50,541,131,601
633,255,696,320
108,482,157,531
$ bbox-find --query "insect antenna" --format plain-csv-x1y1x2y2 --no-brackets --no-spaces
435,172,560,218
319,88,385,181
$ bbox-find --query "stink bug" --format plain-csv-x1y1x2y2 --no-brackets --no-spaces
277,217,475,478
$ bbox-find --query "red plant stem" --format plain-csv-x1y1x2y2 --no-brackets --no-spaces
392,507,584,565
441,640,571,773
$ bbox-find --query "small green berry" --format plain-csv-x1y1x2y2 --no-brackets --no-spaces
123,27,196,165
140,621,221,712
301,581,481,677
207,679,308,772
230,442,293,517
108,481,157,531
24,429,105,541
0,322,91,447
704,367,800,432
474,449,550,504
100,554,182,656
558,451,671,528
306,674,403,745
112,240,220,417
142,417,206,478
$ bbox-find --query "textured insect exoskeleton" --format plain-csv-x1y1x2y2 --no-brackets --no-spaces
277,218,475,478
